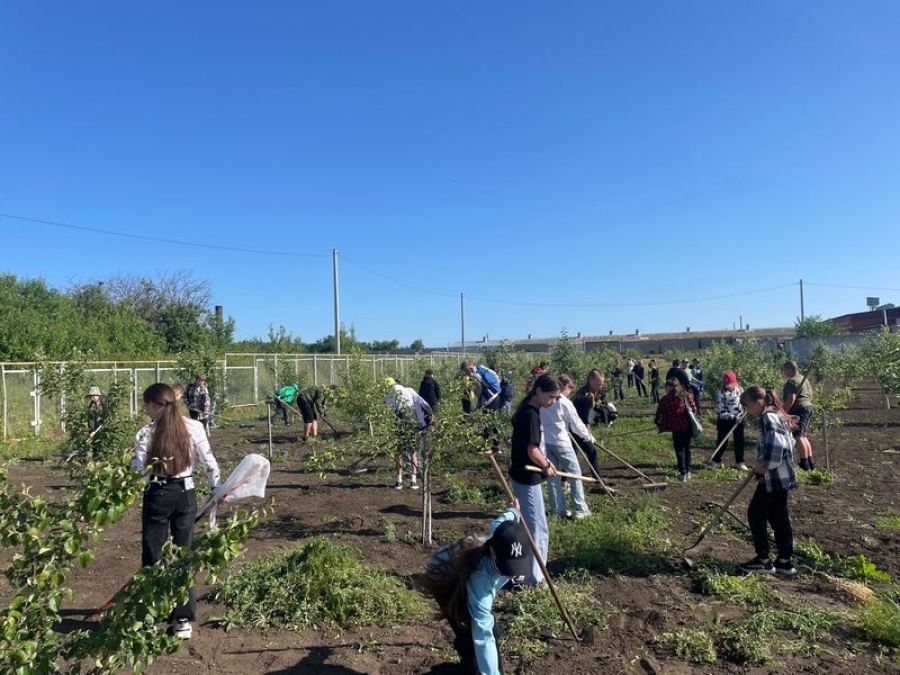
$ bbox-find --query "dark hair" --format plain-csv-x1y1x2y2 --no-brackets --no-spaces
741,386,793,422
143,382,192,476
422,539,488,628
515,373,560,415
556,374,575,390
782,361,799,377
672,359,680,367
425,369,434,376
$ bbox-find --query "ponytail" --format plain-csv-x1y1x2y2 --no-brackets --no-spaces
143,383,192,476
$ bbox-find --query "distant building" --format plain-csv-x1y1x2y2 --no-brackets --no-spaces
829,307,900,333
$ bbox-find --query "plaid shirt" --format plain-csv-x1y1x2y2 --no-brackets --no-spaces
654,392,695,433
757,411,797,492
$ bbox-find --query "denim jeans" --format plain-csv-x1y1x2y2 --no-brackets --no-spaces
510,479,548,585
545,443,589,516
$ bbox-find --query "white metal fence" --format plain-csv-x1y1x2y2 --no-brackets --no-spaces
0,352,471,440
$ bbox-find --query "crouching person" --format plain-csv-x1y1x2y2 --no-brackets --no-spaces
424,505,531,675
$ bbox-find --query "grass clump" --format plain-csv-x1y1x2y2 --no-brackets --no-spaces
875,509,900,530
692,566,774,607
651,629,716,664
496,569,615,661
859,594,900,647
438,474,504,507
715,607,841,665
796,540,891,582
550,493,669,574
796,468,834,486
207,537,424,631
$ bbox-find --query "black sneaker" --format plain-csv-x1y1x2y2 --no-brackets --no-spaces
739,557,775,574
773,558,797,576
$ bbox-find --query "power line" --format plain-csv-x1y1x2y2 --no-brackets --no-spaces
0,212,329,258
806,281,900,292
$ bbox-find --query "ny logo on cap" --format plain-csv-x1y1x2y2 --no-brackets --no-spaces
510,542,523,558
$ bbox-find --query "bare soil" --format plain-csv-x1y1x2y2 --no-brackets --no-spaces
5,383,900,674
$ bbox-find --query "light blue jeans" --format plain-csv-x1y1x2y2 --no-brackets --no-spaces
511,478,548,585
545,442,590,517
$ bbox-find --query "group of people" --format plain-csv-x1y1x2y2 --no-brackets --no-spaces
273,382,329,440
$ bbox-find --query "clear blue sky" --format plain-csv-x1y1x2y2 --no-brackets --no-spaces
2,2,898,348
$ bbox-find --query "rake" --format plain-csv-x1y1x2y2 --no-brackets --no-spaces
595,440,667,491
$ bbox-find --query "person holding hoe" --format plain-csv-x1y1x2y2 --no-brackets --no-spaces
131,383,221,639
424,503,531,674
738,386,798,576
507,373,560,585
654,378,697,482
297,384,327,440
274,381,299,426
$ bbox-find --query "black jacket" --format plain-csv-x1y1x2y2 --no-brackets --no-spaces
418,375,441,409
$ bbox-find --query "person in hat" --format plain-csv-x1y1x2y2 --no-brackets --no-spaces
86,386,109,438
185,373,211,434
707,371,747,469
424,502,531,675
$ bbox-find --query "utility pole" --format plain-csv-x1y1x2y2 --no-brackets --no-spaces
333,249,341,355
460,292,466,356
799,279,805,321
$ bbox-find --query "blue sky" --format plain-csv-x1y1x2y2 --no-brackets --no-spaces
2,2,898,348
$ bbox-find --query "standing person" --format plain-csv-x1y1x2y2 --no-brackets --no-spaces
689,359,705,413
185,373,211,434
385,378,432,489
782,361,815,471
274,382,299,426
571,369,610,476
626,358,635,389
424,504,531,675
633,360,648,398
131,383,221,639
654,378,697,482
611,361,625,401
738,386,798,576
648,359,661,404
297,385,326,440
507,374,560,585
418,369,442,412
524,361,548,392
665,359,690,391
707,371,747,469
541,375,594,520
461,360,504,411
85,386,109,460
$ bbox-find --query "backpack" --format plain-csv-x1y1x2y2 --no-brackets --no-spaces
475,366,502,407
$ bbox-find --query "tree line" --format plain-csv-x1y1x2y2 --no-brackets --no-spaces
0,272,425,361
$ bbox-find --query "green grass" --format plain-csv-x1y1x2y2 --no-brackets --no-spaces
550,493,669,575
207,537,426,631
496,569,616,661
0,436,63,461
875,509,900,530
796,540,891,582
859,594,900,647
438,474,505,508
651,629,717,664
692,565,774,607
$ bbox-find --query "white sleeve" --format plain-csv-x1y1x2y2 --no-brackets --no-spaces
188,418,221,486
562,398,593,443
130,424,153,475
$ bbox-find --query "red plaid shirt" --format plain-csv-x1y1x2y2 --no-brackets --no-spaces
654,392,696,433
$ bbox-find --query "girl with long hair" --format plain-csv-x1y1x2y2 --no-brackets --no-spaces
423,505,531,675
507,373,560,585
131,383,221,639
738,386,798,576
654,378,697,482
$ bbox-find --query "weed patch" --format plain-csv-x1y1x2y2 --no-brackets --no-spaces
860,594,900,647
651,628,716,663
796,540,891,582
496,570,615,661
438,474,504,508
207,537,425,631
692,565,774,607
875,509,900,530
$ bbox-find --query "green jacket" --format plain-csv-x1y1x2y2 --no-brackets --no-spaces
277,384,299,404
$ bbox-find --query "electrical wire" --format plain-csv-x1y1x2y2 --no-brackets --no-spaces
0,212,329,258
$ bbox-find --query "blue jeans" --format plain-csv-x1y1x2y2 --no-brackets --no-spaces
510,479,548,585
545,443,589,516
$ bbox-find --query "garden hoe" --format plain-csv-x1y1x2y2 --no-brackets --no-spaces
595,440,667,491
524,465,604,484
488,454,594,645
566,432,618,502
681,471,755,568
705,413,746,465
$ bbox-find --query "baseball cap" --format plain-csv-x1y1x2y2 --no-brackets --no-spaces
489,521,531,578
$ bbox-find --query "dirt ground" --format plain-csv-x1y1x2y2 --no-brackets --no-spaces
5,383,900,674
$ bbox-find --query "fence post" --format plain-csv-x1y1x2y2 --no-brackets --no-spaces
313,354,318,386
58,362,66,433
1,364,6,441
253,358,260,404
131,369,138,417
371,357,376,382
32,370,41,436
222,354,229,406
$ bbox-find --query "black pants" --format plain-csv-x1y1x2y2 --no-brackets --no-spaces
298,397,317,424
274,400,290,424
650,382,660,404
574,435,601,478
635,378,648,397
448,614,504,674
142,481,198,621
747,483,793,560
672,430,692,475
713,418,745,463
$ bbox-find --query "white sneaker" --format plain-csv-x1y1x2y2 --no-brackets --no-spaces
172,618,192,639
573,511,591,520
409,478,420,490
735,463,750,471
394,479,403,490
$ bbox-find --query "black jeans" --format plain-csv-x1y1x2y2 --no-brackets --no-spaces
650,382,660,404
672,430,692,475
274,400,290,424
635,378,648,397
574,435,601,478
448,614,504,674
747,483,793,560
142,481,198,621
713,418,745,464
